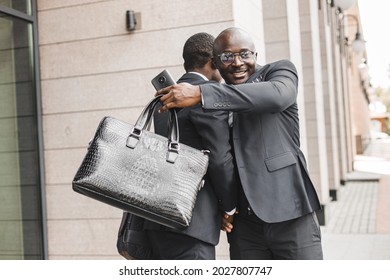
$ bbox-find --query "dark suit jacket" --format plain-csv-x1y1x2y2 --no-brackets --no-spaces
200,60,321,223
145,72,238,245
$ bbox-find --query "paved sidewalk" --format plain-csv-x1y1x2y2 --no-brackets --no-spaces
216,138,390,260
321,138,390,259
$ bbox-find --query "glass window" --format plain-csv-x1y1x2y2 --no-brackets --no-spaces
0,0,32,15
0,11,44,259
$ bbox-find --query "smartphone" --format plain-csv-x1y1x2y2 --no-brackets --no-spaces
151,69,176,90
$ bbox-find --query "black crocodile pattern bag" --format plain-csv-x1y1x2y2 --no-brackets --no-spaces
72,95,209,229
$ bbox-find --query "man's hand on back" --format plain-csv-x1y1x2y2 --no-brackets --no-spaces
156,83,202,112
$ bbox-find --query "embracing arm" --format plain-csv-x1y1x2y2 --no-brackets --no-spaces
201,60,298,114
156,60,298,114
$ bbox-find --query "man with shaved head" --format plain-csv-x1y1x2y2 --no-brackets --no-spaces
156,27,323,260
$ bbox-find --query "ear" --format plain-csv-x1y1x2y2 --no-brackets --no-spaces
211,57,218,69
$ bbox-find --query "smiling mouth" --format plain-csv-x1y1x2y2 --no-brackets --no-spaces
231,70,247,79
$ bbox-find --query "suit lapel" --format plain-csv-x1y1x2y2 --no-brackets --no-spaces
247,64,270,83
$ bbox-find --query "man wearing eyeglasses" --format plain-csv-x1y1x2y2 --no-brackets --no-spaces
156,27,323,260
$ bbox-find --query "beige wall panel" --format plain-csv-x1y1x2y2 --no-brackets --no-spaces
300,32,313,51
43,108,156,150
302,68,315,87
321,67,330,83
46,184,121,220
39,33,179,80
263,18,289,43
261,0,287,19
305,152,320,170
303,82,316,93
38,0,232,45
47,219,121,258
43,112,106,150
40,67,182,115
38,0,101,10
39,23,232,80
262,42,290,62
306,119,321,138
304,103,317,120
299,14,312,33
44,148,85,185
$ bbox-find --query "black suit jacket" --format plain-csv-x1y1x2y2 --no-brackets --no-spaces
200,60,321,223
145,72,238,245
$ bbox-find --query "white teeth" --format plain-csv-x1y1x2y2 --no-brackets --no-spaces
233,71,245,76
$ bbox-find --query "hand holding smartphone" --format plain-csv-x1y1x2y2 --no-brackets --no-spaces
151,69,176,90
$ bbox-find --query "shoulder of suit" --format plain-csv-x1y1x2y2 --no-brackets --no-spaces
249,60,297,83
269,59,297,71
260,60,298,78
178,72,208,85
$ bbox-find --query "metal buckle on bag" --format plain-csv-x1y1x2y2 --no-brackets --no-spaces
166,141,180,163
198,179,205,190
168,141,180,152
126,127,142,149
131,127,142,138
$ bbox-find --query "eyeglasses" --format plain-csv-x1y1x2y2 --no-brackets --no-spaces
217,50,256,65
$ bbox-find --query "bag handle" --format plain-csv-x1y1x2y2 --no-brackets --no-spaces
126,95,180,163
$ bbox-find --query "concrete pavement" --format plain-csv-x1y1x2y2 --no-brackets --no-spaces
216,138,390,260
322,137,390,259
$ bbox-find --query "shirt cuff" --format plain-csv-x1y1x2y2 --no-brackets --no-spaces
201,93,205,108
225,208,236,216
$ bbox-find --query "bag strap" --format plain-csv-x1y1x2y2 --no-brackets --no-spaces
126,95,180,163
133,95,162,131
166,108,179,163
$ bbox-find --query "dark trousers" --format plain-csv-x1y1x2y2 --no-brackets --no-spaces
227,210,323,260
146,230,215,260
